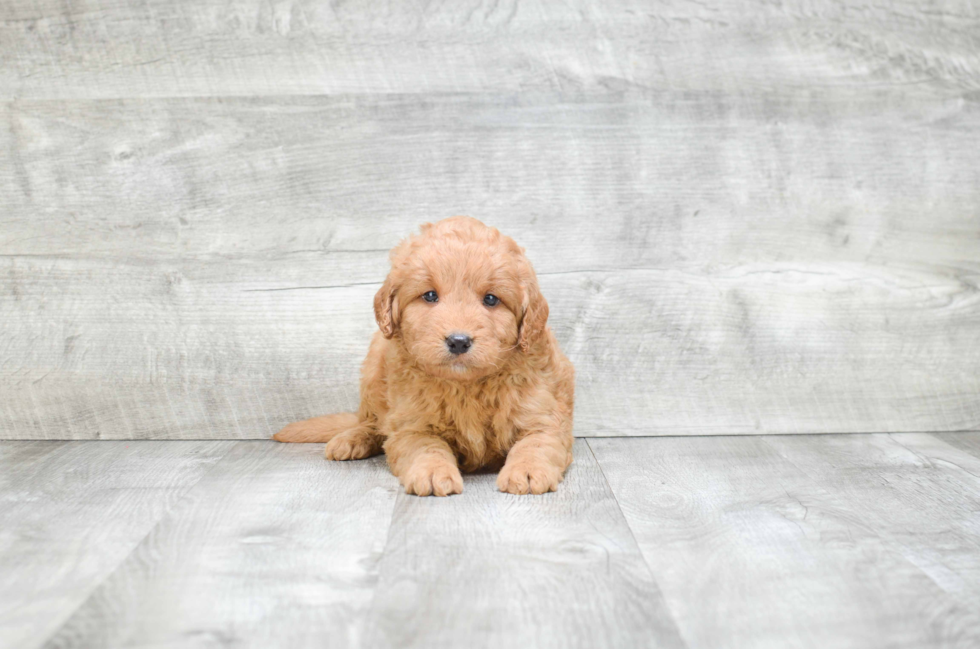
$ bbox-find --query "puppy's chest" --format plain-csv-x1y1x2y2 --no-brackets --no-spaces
433,387,515,445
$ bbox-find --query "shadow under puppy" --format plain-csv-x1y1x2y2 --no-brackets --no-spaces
274,217,574,496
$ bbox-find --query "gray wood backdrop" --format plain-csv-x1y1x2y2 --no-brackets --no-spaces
2,0,979,440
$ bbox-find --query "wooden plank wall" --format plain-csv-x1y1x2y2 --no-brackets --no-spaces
1,0,978,439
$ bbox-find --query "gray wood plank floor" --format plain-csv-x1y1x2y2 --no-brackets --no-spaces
3,434,980,649
42,442,398,649
0,441,233,649
362,440,683,649
590,434,980,649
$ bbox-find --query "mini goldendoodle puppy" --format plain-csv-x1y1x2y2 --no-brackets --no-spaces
274,217,574,496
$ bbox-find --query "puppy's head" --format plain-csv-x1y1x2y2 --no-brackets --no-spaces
374,217,548,381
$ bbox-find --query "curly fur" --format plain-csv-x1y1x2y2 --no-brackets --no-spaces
274,217,575,496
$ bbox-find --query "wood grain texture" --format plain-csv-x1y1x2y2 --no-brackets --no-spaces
936,432,980,459
2,0,979,99
0,440,232,649
41,442,399,649
764,433,980,611
2,0,980,439
589,434,980,649
2,90,978,438
5,436,980,648
362,440,685,649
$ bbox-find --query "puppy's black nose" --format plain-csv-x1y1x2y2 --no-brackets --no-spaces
445,333,472,355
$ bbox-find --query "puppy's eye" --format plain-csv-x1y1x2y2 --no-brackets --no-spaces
483,293,500,307
422,291,438,303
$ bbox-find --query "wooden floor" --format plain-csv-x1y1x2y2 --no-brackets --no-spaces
2,434,979,649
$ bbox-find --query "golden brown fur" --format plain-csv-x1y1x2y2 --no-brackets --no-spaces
274,217,574,496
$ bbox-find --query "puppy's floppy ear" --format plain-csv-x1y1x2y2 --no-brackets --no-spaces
374,273,400,338
375,238,415,338
517,272,549,353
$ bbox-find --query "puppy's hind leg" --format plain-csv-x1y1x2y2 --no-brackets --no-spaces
325,423,384,461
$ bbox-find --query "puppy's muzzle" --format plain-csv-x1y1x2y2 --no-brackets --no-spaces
445,333,473,355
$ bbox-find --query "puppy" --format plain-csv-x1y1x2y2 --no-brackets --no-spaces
274,217,574,496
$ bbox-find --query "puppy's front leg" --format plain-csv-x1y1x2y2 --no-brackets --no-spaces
498,431,572,495
384,432,464,497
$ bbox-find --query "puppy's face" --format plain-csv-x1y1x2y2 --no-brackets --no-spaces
374,218,548,381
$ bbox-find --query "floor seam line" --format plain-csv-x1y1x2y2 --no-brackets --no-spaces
32,439,242,649
352,463,403,649
584,439,691,649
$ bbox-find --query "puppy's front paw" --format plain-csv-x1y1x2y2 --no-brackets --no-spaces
324,430,379,461
401,458,464,497
497,461,563,495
